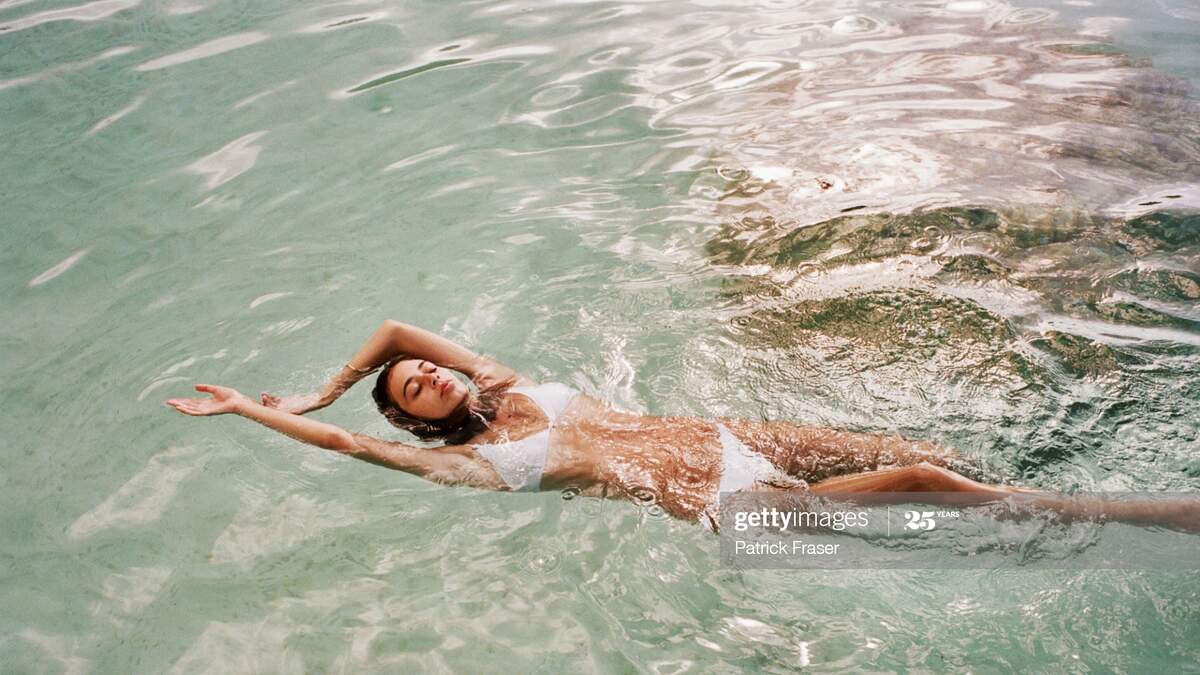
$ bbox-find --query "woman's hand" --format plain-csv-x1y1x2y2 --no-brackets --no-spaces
259,391,324,415
166,384,251,416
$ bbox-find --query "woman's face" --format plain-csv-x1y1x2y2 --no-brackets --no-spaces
387,359,469,421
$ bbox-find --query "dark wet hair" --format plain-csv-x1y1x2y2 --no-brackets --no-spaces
371,355,516,445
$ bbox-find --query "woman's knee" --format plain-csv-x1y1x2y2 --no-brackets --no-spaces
902,461,977,491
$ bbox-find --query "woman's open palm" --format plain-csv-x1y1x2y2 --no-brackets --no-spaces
166,384,248,416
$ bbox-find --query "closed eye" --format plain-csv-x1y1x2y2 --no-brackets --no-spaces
405,361,436,401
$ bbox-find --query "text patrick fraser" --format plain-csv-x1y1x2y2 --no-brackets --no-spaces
734,540,841,555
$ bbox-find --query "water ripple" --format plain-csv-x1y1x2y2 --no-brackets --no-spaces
184,130,267,190
27,248,89,287
134,31,269,71
0,0,140,33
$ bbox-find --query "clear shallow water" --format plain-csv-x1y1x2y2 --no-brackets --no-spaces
2,0,1198,672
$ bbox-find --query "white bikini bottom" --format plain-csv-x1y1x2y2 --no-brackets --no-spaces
699,422,805,532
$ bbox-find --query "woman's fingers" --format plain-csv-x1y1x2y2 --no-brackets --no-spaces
165,400,197,415
166,396,222,416
168,385,244,416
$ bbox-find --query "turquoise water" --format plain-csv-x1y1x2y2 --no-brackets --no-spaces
2,0,1199,671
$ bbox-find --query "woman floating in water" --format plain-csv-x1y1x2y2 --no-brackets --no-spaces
166,320,1198,532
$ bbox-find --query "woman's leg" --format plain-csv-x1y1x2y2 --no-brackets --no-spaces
722,421,1199,530
806,463,1200,532
808,462,1014,496
726,419,973,483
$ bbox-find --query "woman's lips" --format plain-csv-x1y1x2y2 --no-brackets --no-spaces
441,380,452,396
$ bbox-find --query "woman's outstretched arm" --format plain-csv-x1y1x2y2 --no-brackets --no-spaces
261,320,532,414
167,384,506,489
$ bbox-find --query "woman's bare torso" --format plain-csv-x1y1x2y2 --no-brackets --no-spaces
468,388,956,521
544,394,728,521
466,391,723,519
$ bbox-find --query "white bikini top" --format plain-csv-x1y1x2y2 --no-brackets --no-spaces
472,382,579,492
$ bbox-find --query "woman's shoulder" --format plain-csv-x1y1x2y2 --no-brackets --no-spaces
468,369,535,391
465,394,545,446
